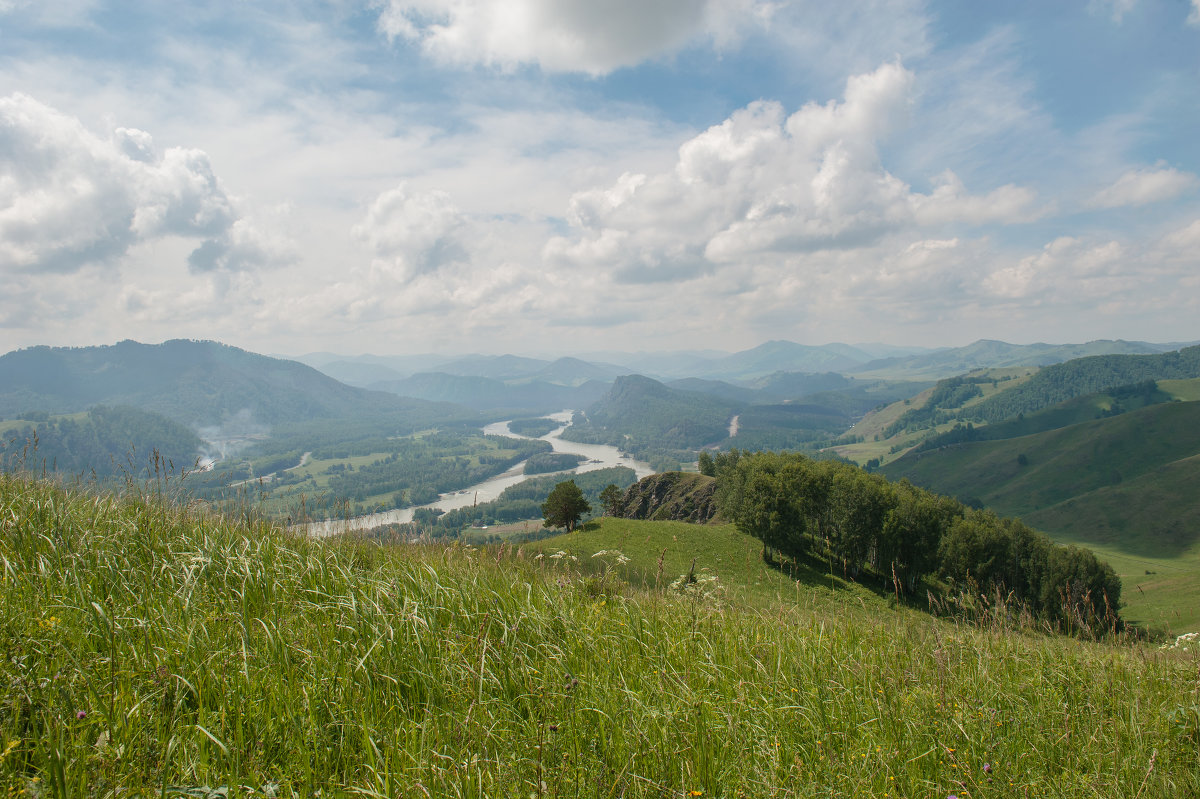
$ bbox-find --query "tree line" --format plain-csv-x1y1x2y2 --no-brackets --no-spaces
712,449,1121,630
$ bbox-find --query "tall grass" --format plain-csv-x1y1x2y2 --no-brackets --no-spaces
1,470,1197,797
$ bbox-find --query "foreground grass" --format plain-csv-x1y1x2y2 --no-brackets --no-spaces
2,472,1198,797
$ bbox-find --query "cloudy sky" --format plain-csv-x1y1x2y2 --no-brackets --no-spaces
1,1,1198,357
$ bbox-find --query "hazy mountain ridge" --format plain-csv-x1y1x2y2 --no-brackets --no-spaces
369,371,609,412
0,339,459,427
850,339,1182,378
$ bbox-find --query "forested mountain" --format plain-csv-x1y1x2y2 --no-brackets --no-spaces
0,405,202,476
0,340,457,427
961,345,1200,423
850,339,1178,379
370,372,609,411
881,400,1200,557
697,340,871,380
431,354,630,384
309,360,407,387
561,375,736,458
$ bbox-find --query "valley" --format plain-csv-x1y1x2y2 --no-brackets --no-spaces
3,335,1200,795
3,336,1200,632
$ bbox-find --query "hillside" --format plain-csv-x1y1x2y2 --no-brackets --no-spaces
370,371,608,411
962,344,1200,423
882,400,1200,522
851,338,1175,379
0,339,456,427
561,374,736,457
882,400,1200,627
3,471,1195,795
699,340,870,379
0,405,202,476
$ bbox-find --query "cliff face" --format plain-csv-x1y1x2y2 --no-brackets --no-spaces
619,472,719,524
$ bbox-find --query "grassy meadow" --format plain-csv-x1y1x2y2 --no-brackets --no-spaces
2,470,1198,797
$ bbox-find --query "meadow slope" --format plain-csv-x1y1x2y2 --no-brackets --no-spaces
1,473,1197,797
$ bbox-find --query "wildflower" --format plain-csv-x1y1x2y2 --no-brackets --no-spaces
983,762,993,774
75,710,87,720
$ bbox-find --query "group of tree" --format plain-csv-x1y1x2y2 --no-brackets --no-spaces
713,449,1121,629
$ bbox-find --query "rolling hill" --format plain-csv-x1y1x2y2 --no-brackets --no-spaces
561,374,736,456
0,339,457,427
850,338,1178,379
881,399,1200,628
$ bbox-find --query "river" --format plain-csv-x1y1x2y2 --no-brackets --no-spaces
303,410,653,536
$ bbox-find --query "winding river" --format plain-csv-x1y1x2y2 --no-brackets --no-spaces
303,410,653,536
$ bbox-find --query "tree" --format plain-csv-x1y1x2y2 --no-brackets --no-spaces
697,451,716,477
599,483,624,517
542,480,591,532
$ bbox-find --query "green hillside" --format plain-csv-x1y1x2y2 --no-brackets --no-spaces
2,472,1195,796
0,405,203,477
962,344,1200,423
882,400,1200,519
882,400,1200,628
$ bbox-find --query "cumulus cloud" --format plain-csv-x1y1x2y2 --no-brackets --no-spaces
0,93,289,275
1088,164,1199,209
546,62,1040,282
373,0,768,74
984,236,1127,301
352,183,469,282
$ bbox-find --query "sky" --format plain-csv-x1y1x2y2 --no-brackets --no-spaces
1,0,1198,357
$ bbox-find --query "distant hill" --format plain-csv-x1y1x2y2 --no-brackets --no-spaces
910,381,1172,453
370,372,609,412
309,360,408,388
666,378,759,404
881,400,1200,555
432,354,631,385
961,345,1200,424
435,354,554,380
750,371,857,400
0,340,455,427
698,340,871,380
852,339,1174,379
562,375,736,456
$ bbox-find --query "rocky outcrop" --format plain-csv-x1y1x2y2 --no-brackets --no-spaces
619,472,719,524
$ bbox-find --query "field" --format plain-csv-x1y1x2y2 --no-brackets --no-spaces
2,471,1197,797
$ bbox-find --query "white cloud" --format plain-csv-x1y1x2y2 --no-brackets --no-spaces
547,62,1039,281
1088,164,1198,209
373,0,768,74
1160,217,1200,258
0,93,288,275
911,170,1042,226
985,236,1130,301
1189,0,1200,26
352,182,469,282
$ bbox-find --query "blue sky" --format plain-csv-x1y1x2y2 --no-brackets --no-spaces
1,0,1197,356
